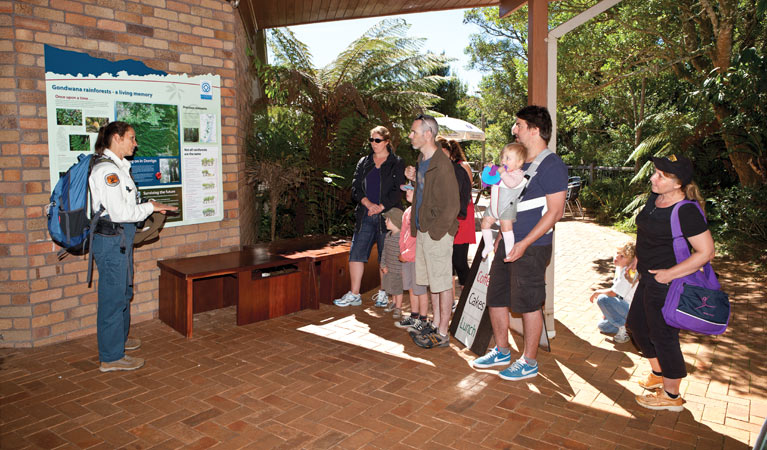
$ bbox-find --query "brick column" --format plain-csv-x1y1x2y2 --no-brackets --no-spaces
0,0,253,348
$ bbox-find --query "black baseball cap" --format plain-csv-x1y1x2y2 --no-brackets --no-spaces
651,154,693,185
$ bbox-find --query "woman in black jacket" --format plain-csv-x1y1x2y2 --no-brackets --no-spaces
334,125,406,307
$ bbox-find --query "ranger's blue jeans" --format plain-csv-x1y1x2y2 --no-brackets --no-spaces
596,294,630,333
92,223,136,363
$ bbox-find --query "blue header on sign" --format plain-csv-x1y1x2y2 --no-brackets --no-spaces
44,45,167,77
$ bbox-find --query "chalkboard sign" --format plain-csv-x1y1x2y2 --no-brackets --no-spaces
450,237,551,355
449,241,494,355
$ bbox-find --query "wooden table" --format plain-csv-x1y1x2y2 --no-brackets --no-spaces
158,250,314,338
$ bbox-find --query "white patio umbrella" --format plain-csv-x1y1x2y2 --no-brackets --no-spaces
436,116,486,142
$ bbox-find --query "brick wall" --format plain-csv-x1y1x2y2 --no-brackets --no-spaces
0,0,255,348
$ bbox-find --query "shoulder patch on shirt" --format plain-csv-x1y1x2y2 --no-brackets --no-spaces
105,173,120,187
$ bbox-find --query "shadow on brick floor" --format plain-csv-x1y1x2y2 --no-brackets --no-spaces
1,221,763,448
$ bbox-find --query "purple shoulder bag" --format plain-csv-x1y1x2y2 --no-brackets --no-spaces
662,200,730,335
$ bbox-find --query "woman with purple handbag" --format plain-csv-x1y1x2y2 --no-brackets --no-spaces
626,154,715,412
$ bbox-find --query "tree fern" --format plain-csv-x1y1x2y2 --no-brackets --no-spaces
261,18,450,168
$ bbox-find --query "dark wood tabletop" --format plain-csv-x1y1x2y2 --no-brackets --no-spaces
157,250,295,279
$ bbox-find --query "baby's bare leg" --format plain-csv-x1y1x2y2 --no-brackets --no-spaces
480,217,496,258
481,216,495,230
500,220,515,256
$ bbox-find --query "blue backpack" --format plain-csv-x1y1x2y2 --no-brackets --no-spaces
47,154,113,257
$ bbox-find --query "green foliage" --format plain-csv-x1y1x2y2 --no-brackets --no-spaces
695,48,767,176
707,184,767,269
246,107,357,240
429,62,469,120
482,122,512,163
250,106,310,162
56,108,82,126
262,19,449,168
249,18,456,241
626,110,697,181
301,171,355,236
707,184,767,246
579,176,642,224
464,0,766,187
462,7,529,159
68,135,90,152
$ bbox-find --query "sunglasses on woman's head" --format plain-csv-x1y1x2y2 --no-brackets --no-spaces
369,138,385,143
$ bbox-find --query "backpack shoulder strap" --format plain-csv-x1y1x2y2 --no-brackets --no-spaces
85,155,115,287
94,155,117,167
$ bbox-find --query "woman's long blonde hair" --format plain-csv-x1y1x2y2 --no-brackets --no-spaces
666,172,705,212
683,182,705,212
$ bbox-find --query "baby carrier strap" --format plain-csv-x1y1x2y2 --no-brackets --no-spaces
515,148,553,203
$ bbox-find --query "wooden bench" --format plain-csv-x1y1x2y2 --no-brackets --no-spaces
158,250,313,338
158,236,380,337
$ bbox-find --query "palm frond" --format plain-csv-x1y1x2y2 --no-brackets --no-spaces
267,28,315,74
629,160,655,185
627,131,669,163
623,192,649,214
259,18,457,168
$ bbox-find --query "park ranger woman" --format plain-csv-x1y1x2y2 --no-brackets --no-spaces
90,121,176,372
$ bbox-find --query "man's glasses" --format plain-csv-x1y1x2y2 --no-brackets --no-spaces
369,138,385,143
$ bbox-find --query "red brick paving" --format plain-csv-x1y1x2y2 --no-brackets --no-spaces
1,220,764,449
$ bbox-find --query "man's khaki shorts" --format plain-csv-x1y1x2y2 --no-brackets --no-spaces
415,230,453,293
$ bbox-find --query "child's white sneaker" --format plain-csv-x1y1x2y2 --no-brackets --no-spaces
614,326,630,343
373,290,388,308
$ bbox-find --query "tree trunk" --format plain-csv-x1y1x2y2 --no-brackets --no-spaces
713,105,765,187
698,0,765,186
253,195,264,242
294,196,307,236
269,191,278,241
310,116,331,168
633,77,646,174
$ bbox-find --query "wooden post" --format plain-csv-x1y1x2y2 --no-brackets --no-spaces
528,0,548,106
480,111,486,167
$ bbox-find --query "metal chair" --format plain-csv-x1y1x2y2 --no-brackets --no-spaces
473,186,488,222
565,176,584,219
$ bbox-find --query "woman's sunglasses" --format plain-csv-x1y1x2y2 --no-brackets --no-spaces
369,138,386,143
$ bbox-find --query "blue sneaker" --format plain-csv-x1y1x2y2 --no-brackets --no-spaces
498,358,538,381
333,291,362,307
372,290,389,308
472,347,512,369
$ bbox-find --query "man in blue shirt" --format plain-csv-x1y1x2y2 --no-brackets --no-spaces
471,106,568,380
